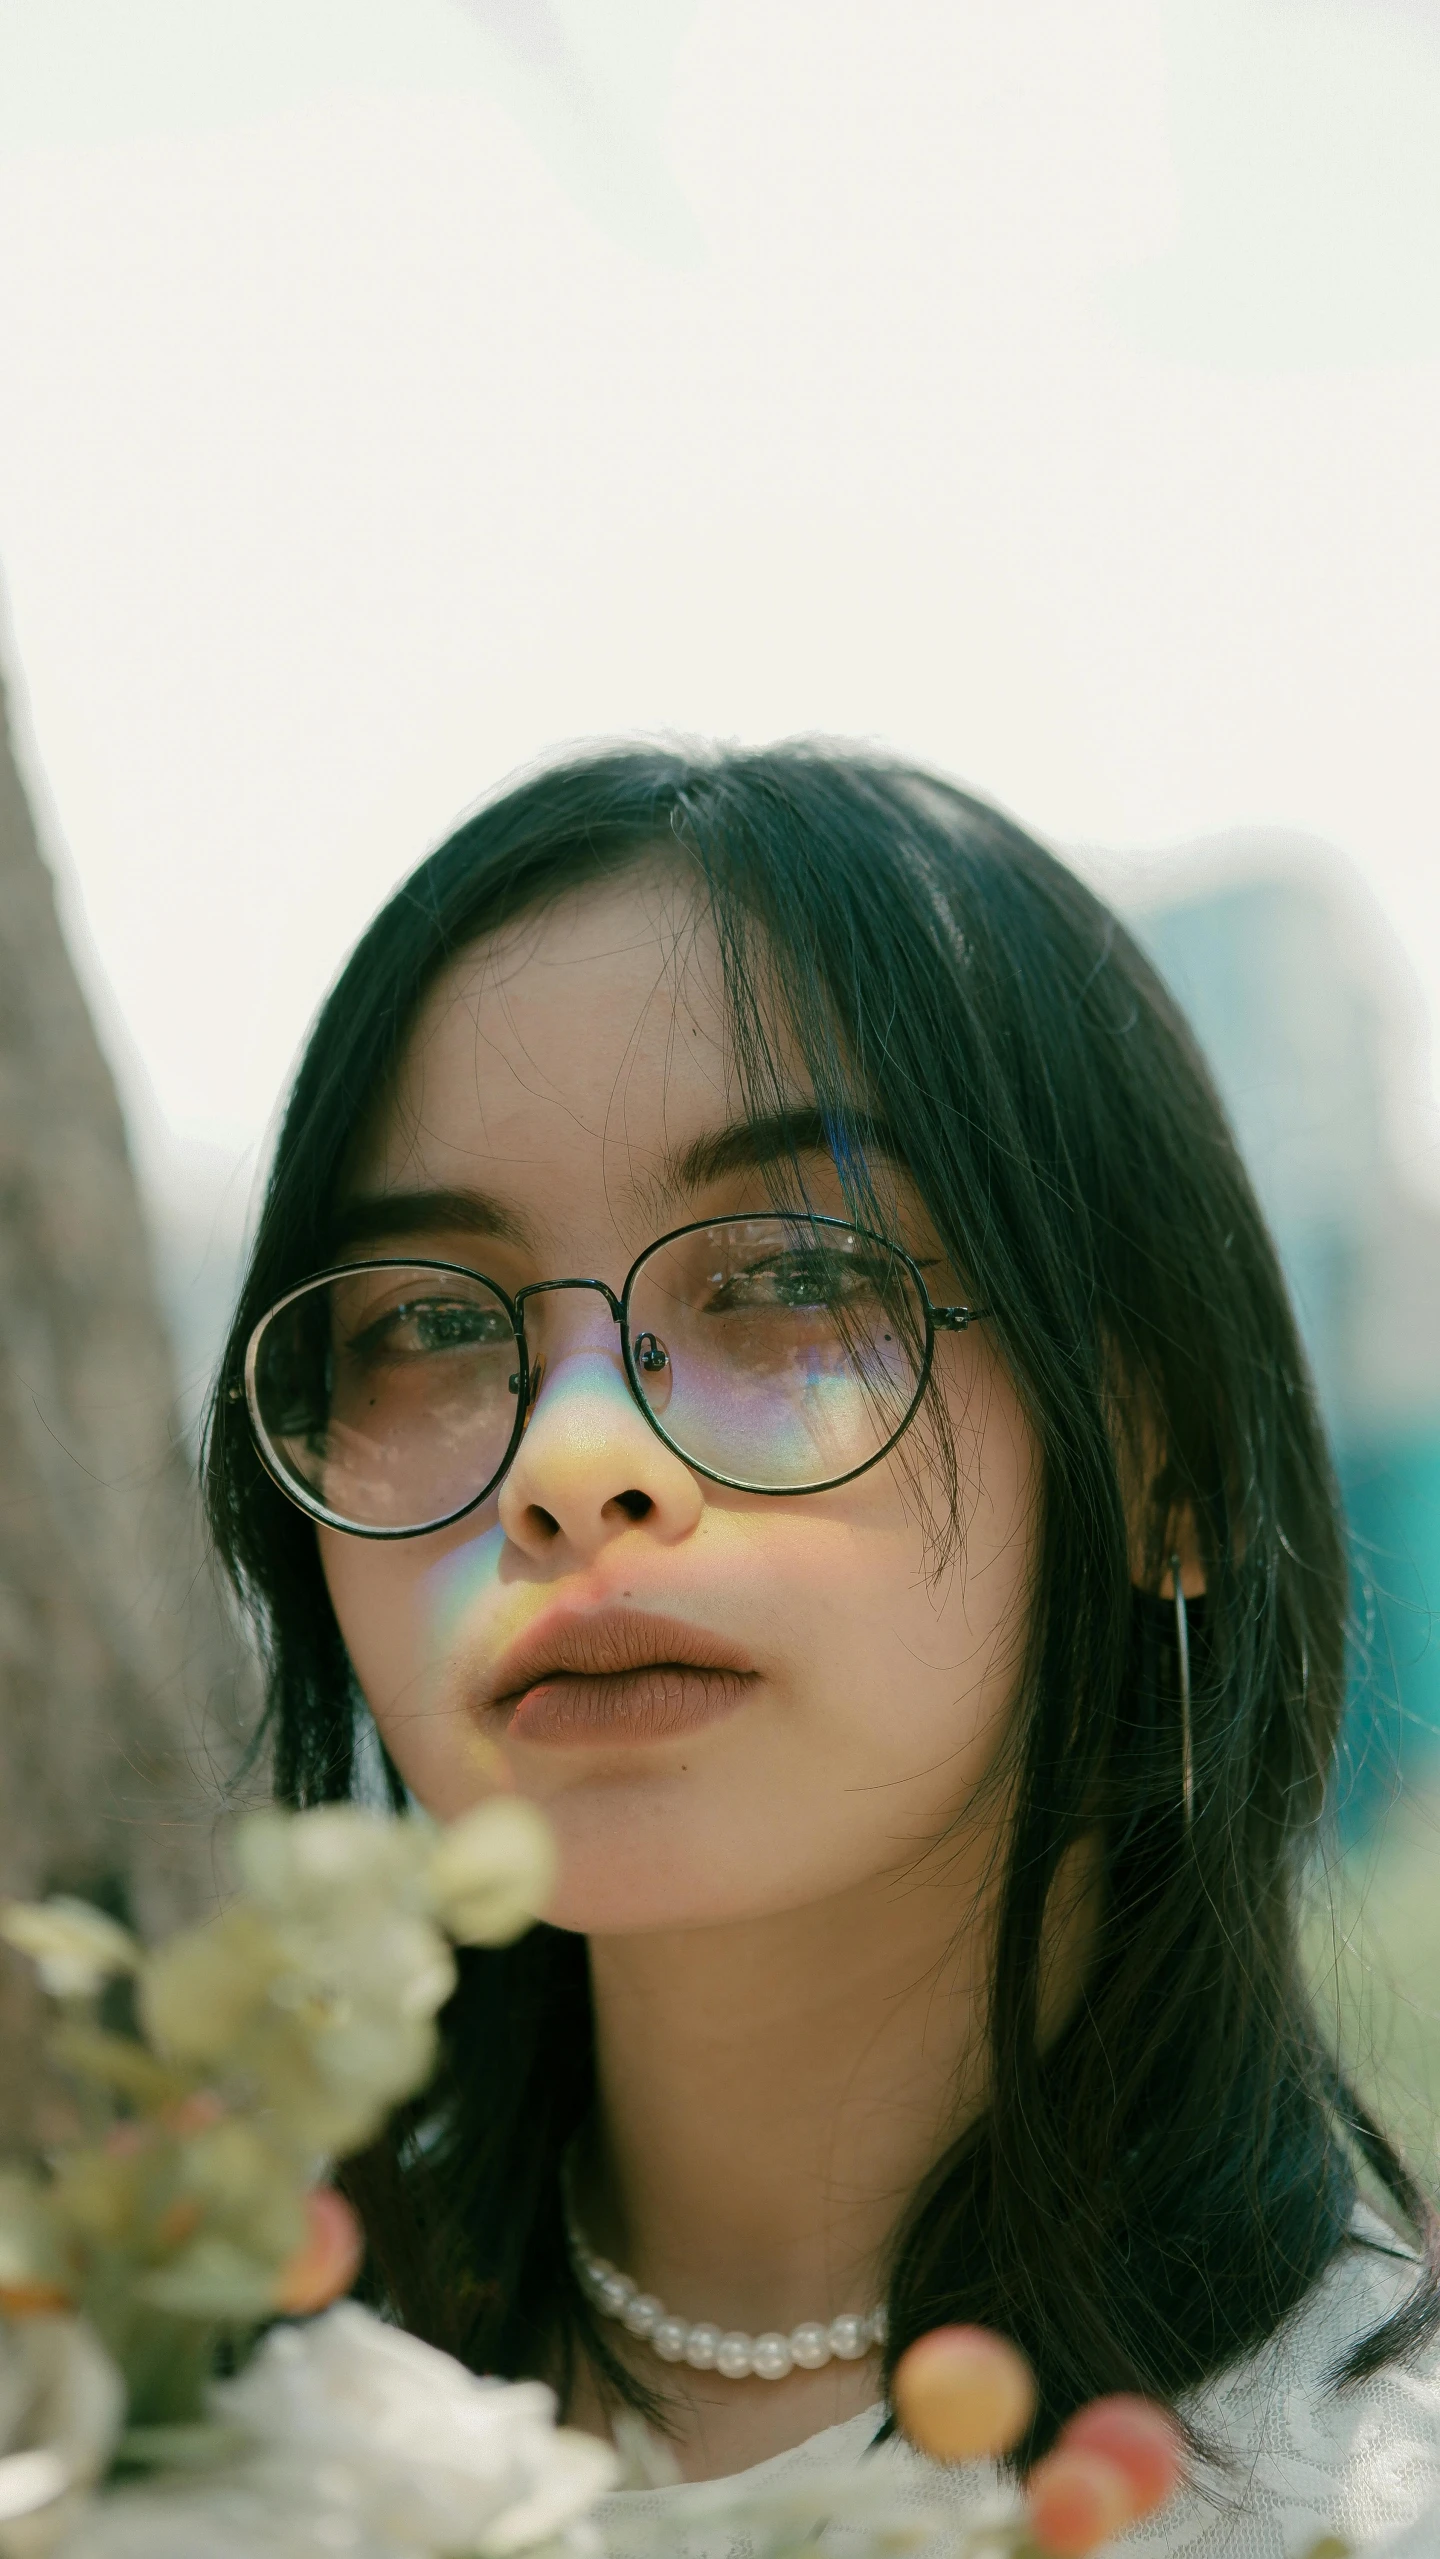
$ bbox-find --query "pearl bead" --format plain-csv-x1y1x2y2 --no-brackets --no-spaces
563,2188,885,2384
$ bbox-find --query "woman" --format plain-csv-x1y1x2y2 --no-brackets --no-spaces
208,744,1440,2551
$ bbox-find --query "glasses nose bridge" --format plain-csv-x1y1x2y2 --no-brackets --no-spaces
512,1274,625,1332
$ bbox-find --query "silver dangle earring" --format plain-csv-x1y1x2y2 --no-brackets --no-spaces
1170,1552,1195,1830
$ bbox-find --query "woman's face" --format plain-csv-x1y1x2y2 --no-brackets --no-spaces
319,865,1039,1935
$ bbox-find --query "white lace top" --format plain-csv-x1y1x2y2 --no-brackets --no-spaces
594,2206,1440,2557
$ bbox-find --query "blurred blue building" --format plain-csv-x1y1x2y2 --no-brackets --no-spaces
1132,847,1440,1833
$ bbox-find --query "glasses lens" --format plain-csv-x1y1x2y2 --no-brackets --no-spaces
248,1263,521,1532
627,1218,928,1491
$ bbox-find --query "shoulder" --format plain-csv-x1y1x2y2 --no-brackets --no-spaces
1123,2201,1440,2555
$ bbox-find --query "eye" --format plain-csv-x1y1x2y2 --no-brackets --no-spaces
703,1249,891,1313
347,1297,513,1361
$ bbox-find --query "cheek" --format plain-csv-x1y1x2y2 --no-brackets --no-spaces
734,1374,1037,1823
784,1415,1035,1785
319,1528,419,1718
318,1517,507,1817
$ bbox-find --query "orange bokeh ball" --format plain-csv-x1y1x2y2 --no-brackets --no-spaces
1026,2447,1135,2556
893,2325,1037,2464
1028,2395,1186,2554
1060,2396,1185,2512
272,2185,363,2315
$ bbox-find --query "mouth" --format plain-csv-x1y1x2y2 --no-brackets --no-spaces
481,1607,758,1748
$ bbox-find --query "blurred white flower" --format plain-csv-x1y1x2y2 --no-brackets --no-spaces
135,1797,556,2158
214,2304,618,2554
59,2477,401,2558
0,1798,568,2545
60,2305,620,2559
0,2311,124,2551
131,2237,286,2323
136,1907,283,2068
137,1890,456,2157
425,1800,557,1947
233,1807,431,1919
0,1900,138,2001
0,2168,69,2303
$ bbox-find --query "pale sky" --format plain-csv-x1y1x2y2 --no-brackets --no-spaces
2,0,1439,1218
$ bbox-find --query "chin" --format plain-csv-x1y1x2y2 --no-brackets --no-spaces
543,1852,758,1938
535,1793,799,1937
544,1882,724,1935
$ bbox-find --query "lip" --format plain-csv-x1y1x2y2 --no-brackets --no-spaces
481,1606,758,1748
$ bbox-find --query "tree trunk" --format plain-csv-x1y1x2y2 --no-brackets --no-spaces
0,653,254,2144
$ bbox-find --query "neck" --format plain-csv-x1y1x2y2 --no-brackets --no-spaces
579,1848,996,2340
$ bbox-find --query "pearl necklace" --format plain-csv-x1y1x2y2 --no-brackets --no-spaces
565,2205,887,2384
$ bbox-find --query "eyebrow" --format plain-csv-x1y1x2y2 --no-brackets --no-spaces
330,1111,904,1259
664,1107,904,1196
328,1186,535,1255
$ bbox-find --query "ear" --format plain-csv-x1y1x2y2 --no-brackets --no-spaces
1157,1515,1206,1603
1108,1355,1208,1600
1118,1424,1207,1598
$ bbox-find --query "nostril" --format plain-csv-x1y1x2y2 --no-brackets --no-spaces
525,1505,562,1542
611,1489,653,1522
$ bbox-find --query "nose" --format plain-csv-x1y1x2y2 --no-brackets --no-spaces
497,1303,703,1563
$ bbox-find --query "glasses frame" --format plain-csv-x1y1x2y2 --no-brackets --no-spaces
243,1211,988,1541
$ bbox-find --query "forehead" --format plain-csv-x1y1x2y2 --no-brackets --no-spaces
447,859,728,1077
356,864,760,1216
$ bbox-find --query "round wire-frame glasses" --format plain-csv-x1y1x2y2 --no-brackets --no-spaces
245,1212,992,1545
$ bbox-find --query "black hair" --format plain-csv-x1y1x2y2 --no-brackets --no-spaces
204,741,1438,2457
